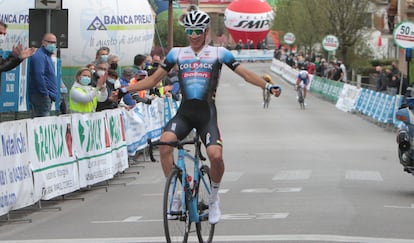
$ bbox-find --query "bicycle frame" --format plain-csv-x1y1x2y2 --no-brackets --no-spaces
148,136,214,243
172,144,210,223
148,137,211,223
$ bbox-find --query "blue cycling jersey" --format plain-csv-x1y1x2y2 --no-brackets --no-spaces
161,46,240,102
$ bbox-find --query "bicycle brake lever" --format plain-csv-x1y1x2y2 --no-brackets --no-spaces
147,139,157,162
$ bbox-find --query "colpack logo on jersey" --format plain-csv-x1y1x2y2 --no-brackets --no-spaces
179,62,213,70
87,14,153,31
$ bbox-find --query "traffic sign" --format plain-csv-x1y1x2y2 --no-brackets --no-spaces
393,21,414,49
283,32,295,45
35,0,61,9
322,35,339,52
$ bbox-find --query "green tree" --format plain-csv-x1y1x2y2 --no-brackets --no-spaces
154,18,188,49
274,0,373,66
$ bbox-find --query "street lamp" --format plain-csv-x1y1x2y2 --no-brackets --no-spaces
168,0,173,50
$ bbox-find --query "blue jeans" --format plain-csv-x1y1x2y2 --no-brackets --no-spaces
29,93,52,117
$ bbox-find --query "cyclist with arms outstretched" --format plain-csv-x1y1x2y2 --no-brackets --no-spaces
124,5,281,225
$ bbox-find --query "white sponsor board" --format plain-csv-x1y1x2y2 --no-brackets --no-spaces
0,119,35,216
71,112,113,188
104,109,128,174
27,116,80,200
0,0,154,66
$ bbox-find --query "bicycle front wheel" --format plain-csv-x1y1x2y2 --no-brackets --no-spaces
196,165,215,243
164,167,190,243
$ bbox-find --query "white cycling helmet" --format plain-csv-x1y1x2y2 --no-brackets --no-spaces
300,71,308,80
179,5,210,29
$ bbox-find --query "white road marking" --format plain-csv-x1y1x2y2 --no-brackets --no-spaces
384,204,414,209
222,171,243,182
274,187,302,192
2,234,414,243
241,187,302,193
345,170,383,181
241,188,275,193
126,175,162,184
91,213,288,224
219,189,229,194
272,170,312,180
122,216,142,222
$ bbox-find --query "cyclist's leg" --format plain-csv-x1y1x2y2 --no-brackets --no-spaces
303,81,308,99
205,145,224,183
159,131,178,177
198,103,223,224
161,111,192,177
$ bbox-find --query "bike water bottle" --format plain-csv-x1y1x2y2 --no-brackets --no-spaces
188,175,193,189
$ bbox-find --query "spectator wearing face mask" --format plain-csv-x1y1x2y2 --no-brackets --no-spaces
108,54,119,73
28,33,58,117
69,68,107,113
91,62,109,87
92,46,110,66
96,68,121,111
126,68,152,104
107,68,136,109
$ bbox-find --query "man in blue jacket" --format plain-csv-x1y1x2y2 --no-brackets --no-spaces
28,33,58,117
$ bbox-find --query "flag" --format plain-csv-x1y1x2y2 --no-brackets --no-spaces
377,35,382,47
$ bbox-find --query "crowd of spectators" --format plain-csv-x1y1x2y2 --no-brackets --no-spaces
274,47,409,96
66,46,181,114
374,61,408,95
274,48,348,83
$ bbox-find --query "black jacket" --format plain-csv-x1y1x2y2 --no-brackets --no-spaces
0,54,22,83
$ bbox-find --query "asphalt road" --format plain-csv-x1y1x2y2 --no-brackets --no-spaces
0,62,413,243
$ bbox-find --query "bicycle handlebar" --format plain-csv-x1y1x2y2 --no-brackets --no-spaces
147,137,206,162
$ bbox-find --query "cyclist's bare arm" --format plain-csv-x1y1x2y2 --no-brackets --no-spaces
234,65,281,97
127,67,168,93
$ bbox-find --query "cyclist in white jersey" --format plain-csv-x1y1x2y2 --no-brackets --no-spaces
125,5,281,225
296,67,309,99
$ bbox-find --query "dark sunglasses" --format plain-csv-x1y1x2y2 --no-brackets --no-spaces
185,28,204,36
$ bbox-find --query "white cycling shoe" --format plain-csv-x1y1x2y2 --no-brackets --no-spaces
208,196,221,224
167,192,182,220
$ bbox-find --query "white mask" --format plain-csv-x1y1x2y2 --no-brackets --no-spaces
97,70,106,77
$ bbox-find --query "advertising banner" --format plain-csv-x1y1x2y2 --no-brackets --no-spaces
123,103,148,155
104,109,128,174
0,119,35,216
0,0,154,66
61,0,154,66
27,116,79,200
71,112,113,187
0,51,23,112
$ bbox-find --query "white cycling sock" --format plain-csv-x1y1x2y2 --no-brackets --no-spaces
210,182,220,200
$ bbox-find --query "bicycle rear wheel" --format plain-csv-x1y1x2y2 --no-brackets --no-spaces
297,88,305,110
196,165,215,243
164,167,190,243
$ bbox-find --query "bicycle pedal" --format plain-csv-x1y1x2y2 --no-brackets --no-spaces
199,213,209,221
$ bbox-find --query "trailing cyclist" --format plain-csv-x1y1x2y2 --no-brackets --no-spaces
296,67,309,101
124,5,281,225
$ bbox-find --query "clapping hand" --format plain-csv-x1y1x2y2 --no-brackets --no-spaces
12,43,36,59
